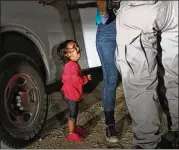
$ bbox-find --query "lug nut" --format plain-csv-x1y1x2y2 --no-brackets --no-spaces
19,106,24,110
16,96,21,99
17,99,21,103
17,103,21,107
18,91,23,95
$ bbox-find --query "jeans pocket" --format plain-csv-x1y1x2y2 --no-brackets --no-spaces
97,23,107,30
97,21,114,31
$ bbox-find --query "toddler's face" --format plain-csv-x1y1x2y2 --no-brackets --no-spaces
66,42,81,62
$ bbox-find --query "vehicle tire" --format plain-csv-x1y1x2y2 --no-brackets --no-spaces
0,58,48,148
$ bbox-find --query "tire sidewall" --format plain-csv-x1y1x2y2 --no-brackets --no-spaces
0,61,47,148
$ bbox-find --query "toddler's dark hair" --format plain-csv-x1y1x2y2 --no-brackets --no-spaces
57,40,77,64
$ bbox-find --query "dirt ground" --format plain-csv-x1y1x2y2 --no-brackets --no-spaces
26,68,132,149
28,84,132,149
26,70,168,149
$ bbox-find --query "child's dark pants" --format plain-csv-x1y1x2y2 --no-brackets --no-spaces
64,96,79,121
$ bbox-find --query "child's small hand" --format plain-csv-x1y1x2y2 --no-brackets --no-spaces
87,75,92,80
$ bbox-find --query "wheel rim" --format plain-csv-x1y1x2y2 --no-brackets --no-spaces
4,73,40,129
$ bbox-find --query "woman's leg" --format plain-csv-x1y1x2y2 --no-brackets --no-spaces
96,21,120,142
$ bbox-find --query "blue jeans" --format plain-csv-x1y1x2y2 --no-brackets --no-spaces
96,21,119,112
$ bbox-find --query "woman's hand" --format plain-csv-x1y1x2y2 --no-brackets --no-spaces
96,0,107,14
102,14,109,24
96,0,109,24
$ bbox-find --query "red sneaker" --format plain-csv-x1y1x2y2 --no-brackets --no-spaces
66,133,84,142
74,127,87,135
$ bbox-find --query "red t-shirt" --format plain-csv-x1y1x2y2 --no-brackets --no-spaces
61,61,88,101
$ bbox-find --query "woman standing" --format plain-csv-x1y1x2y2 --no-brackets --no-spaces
96,0,120,143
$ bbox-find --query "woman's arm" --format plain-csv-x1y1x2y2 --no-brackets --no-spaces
96,0,107,16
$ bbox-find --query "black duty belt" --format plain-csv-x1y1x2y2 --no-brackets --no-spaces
107,0,122,10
